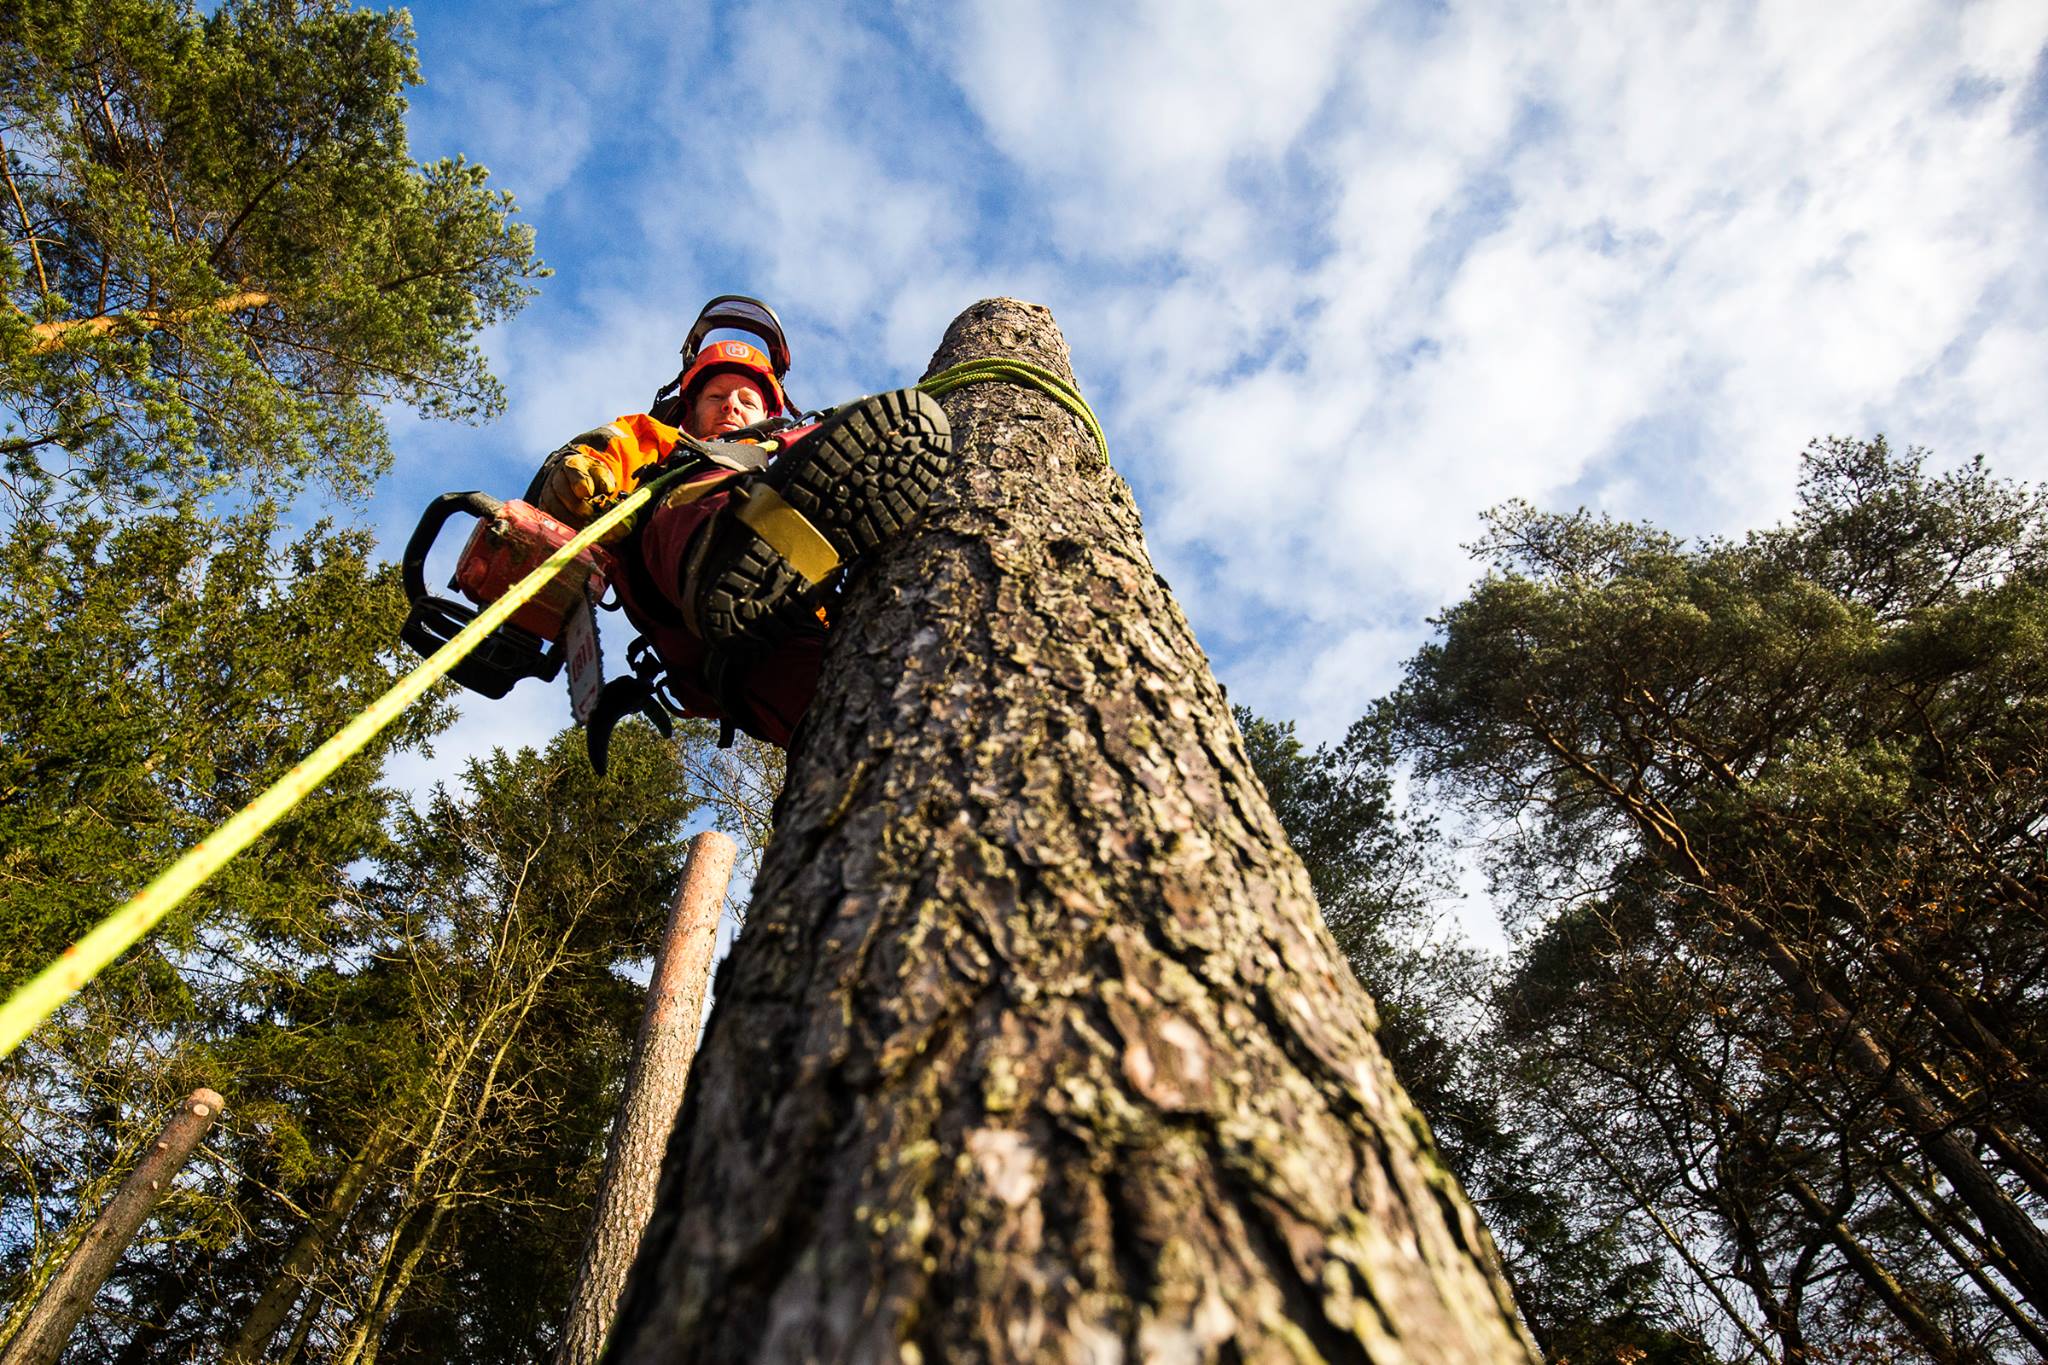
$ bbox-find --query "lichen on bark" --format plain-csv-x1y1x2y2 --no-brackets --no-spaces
602,299,1537,1364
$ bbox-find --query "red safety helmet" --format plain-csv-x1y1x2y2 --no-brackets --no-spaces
651,295,796,429
676,339,786,420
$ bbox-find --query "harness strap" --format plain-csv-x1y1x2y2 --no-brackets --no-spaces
732,485,840,585
617,463,738,631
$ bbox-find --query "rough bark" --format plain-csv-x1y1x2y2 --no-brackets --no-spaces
0,1089,224,1365
602,299,1537,1363
557,832,736,1365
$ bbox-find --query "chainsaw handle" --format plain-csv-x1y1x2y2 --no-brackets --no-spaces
402,491,505,603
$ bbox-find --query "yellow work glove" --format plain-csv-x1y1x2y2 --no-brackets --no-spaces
536,451,627,540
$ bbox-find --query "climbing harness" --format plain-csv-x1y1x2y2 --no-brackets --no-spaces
0,354,1106,1062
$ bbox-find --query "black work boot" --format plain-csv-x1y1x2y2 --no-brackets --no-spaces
683,389,953,645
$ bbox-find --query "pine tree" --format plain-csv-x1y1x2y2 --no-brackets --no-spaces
1398,438,2048,1358
0,499,446,1358
221,729,701,1365
2,0,544,516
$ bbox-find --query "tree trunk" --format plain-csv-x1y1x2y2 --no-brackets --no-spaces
601,299,1537,1362
273,1289,324,1365
556,831,735,1365
27,290,273,352
1537,735,2048,1318
1875,940,2048,1151
1780,1171,1972,1363
0,1089,223,1365
1738,918,2048,1315
1878,1164,2048,1357
223,1126,396,1365
336,1199,449,1365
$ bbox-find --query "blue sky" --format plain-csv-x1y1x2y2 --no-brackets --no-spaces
372,0,2048,799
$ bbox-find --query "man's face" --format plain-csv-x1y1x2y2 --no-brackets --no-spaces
688,372,769,437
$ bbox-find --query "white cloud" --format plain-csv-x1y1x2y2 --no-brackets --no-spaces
924,0,2048,740
938,0,1365,257
386,0,2048,757
496,297,683,453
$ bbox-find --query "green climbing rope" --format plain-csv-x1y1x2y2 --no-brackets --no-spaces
0,358,1107,1063
919,358,1109,465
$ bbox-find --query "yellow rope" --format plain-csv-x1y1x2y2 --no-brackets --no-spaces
0,474,674,1061
0,361,1105,1062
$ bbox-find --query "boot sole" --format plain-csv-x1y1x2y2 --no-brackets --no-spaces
697,389,953,646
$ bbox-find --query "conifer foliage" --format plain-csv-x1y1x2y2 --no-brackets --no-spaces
0,4,679,1360
2,0,544,513
1398,439,2048,1360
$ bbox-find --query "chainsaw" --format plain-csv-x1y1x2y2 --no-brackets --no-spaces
398,489,614,715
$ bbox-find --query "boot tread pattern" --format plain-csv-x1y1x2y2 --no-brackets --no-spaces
697,390,952,646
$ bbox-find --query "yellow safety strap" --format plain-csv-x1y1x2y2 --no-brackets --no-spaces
733,486,841,585
0,468,684,1062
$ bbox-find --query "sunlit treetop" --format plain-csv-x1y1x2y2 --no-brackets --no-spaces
1,0,547,515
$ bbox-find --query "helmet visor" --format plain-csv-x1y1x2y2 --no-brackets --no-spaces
683,296,791,376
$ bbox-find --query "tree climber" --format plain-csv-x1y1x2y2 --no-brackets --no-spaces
525,307,953,767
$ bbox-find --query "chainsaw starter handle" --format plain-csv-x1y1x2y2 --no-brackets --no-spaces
403,490,505,603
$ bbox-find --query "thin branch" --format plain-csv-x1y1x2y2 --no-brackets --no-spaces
2,135,53,299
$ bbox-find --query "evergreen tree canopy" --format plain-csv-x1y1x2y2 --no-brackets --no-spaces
1,0,544,514
0,496,449,1356
1398,437,2048,1360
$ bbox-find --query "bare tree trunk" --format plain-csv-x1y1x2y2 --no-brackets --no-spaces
1780,1171,1973,1363
601,299,1537,1362
273,1288,324,1365
343,1201,449,1365
223,1126,396,1365
1740,920,2048,1314
0,1089,223,1365
1875,941,2048,1150
556,832,735,1365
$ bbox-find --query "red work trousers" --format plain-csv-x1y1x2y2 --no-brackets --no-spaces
619,469,824,747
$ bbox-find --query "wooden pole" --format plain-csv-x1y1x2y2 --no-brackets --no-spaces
554,832,735,1365
0,1088,224,1365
